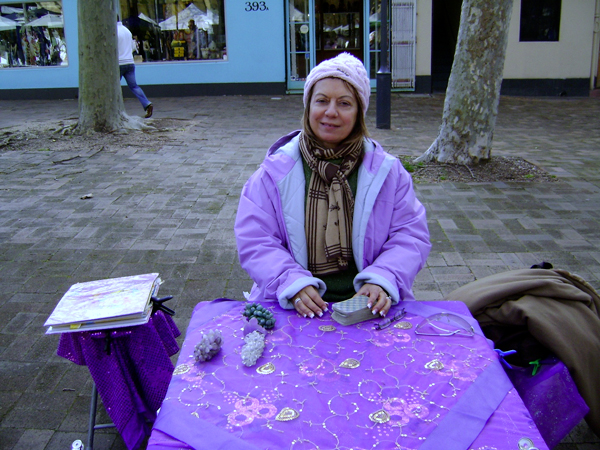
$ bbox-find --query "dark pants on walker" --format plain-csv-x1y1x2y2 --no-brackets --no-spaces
119,64,151,110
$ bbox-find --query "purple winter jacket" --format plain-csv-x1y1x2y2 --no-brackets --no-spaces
235,131,431,309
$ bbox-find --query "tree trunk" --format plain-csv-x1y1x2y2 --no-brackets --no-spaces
76,0,126,132
416,0,513,164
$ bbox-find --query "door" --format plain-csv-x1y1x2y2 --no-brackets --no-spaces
287,0,314,91
315,0,363,65
286,0,416,92
391,0,416,89
287,0,364,92
431,0,462,92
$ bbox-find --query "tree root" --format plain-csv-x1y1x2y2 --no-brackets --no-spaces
55,122,78,136
119,113,155,132
73,112,155,135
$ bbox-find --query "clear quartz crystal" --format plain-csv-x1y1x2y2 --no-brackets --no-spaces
241,330,266,367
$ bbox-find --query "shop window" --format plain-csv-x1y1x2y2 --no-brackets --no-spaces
119,0,227,62
519,0,561,42
0,1,67,68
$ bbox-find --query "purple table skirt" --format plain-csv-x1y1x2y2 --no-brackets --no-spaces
58,310,181,450
507,357,589,448
148,300,548,450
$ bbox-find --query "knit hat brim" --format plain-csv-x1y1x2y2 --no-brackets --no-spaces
303,53,371,115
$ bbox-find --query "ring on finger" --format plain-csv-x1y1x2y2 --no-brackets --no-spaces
294,298,302,305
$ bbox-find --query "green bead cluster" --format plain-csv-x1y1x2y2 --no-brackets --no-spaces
243,303,275,329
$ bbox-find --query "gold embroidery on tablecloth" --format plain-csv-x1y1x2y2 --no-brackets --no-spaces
425,359,444,371
177,303,493,447
340,358,360,369
173,364,191,375
276,407,299,421
256,362,275,374
369,409,391,423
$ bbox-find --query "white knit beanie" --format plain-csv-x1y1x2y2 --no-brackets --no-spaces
303,53,371,116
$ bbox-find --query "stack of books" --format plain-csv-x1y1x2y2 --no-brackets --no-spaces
44,273,161,334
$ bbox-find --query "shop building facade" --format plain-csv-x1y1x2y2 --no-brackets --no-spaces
1,0,599,100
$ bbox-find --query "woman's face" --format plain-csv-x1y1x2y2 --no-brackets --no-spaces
309,78,358,148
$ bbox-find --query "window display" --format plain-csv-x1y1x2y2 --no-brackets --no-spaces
119,0,227,62
315,0,363,65
0,1,67,68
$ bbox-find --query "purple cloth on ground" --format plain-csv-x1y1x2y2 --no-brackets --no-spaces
506,357,590,448
148,300,548,450
57,311,180,450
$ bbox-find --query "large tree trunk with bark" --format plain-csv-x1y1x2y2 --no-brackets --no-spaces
76,0,126,132
416,0,513,164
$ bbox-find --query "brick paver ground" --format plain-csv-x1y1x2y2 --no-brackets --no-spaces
1,93,599,449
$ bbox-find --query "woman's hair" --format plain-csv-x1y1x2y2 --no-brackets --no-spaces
302,78,369,147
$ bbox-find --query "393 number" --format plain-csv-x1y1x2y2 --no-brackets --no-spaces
245,1,268,11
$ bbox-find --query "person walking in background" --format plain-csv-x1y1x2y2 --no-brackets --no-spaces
186,19,199,59
117,20,153,118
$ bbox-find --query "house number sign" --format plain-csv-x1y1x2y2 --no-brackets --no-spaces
245,2,268,11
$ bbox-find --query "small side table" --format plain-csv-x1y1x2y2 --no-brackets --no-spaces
58,309,180,450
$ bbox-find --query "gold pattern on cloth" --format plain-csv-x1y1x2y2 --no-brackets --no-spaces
369,409,391,423
276,407,299,421
339,358,360,369
518,438,537,450
174,364,191,375
256,362,275,374
425,359,444,371
394,321,413,329
168,302,520,447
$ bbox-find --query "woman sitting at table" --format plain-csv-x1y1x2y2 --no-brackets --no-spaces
235,53,431,319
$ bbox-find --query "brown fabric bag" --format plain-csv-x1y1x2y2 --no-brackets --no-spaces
449,268,600,437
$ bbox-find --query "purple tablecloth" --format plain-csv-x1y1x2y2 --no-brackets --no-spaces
57,310,181,450
148,300,548,450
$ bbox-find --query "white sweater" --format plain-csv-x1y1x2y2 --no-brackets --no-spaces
117,22,134,65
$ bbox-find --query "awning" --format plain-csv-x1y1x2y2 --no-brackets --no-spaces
0,15,18,31
25,13,64,28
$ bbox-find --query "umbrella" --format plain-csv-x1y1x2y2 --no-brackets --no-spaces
138,13,158,26
37,2,63,14
0,15,18,31
0,6,22,15
25,13,63,28
158,4,214,31
291,8,305,22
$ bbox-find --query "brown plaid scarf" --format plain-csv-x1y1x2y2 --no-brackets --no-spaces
299,132,363,275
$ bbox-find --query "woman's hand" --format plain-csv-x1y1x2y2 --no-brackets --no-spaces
292,285,328,318
356,283,392,317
